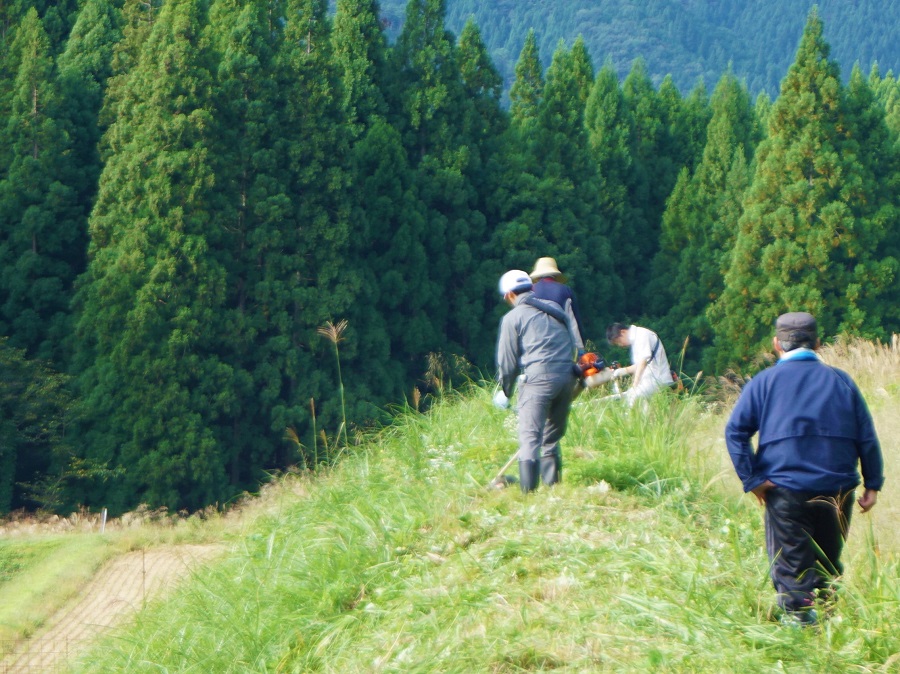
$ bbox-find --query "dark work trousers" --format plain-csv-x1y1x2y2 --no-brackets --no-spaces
516,371,574,474
765,486,855,612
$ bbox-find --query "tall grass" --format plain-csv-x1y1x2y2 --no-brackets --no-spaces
821,337,900,554
567,392,719,497
822,334,900,398
68,343,900,673
318,319,350,449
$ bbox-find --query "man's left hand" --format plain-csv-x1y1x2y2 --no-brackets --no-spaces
750,480,776,505
858,489,878,513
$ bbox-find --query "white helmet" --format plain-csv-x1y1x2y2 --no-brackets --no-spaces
498,270,533,296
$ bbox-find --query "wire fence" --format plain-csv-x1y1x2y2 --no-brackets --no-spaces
0,545,218,674
1,637,74,673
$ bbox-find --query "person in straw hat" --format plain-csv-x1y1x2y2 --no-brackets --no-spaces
529,257,585,352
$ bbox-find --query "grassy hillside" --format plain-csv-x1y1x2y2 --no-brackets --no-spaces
51,338,900,672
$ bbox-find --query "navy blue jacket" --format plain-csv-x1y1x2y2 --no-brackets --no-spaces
725,353,884,494
531,278,585,349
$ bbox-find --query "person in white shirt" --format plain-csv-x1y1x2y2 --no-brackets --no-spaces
606,323,674,405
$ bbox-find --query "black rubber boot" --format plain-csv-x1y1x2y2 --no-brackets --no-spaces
540,453,561,487
519,460,540,493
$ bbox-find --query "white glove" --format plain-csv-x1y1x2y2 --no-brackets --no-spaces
613,368,628,379
493,390,510,410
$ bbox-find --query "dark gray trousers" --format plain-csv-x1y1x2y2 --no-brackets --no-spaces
765,486,855,612
516,371,574,478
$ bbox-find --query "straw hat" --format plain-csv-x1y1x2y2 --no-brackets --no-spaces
530,257,565,281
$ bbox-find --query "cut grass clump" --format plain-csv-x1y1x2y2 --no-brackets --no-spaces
567,390,719,498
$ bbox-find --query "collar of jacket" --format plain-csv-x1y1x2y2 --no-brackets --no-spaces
512,291,534,305
776,348,819,364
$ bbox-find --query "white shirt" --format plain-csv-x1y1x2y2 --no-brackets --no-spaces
628,325,672,398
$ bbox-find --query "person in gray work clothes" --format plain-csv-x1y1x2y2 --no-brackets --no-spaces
494,269,578,492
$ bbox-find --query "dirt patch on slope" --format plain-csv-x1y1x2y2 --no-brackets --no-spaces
0,544,219,673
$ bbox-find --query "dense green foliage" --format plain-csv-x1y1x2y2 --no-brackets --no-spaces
0,2,898,512
0,9,83,364
651,73,760,373
710,12,900,370
0,338,72,512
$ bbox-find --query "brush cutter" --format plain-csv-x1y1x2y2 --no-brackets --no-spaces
489,450,520,489
596,391,624,402
577,351,618,388
488,385,519,488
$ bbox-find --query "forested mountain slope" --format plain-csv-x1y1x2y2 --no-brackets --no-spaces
2,0,899,515
377,0,900,95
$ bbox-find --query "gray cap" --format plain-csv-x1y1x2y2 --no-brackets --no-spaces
776,312,817,342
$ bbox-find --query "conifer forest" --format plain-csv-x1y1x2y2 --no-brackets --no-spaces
1,0,899,514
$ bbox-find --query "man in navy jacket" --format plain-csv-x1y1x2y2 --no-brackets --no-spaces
725,312,884,625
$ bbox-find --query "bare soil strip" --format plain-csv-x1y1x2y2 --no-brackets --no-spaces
1,544,219,673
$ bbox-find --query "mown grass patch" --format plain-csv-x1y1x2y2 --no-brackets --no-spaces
0,538,57,584
0,534,114,651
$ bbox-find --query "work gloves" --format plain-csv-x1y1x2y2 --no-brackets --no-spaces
493,390,510,410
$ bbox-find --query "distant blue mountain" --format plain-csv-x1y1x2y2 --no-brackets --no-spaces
378,0,900,96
